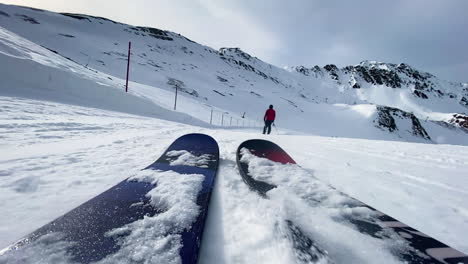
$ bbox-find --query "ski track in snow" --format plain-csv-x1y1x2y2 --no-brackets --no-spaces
1,96,468,263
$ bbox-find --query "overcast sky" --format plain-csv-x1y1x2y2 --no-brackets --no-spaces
2,0,467,82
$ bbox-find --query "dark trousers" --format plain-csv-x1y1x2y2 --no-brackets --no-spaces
263,120,273,134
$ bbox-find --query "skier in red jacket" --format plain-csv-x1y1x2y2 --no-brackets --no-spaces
263,105,276,134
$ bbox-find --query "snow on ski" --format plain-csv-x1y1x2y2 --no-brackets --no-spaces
236,139,468,264
236,139,333,264
0,133,219,264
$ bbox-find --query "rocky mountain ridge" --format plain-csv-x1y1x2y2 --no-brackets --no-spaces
294,61,467,108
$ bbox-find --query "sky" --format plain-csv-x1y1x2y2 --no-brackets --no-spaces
1,0,467,82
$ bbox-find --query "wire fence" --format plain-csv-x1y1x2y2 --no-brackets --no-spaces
206,108,264,128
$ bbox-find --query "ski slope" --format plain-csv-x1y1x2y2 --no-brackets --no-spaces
1,96,468,263
1,3,467,145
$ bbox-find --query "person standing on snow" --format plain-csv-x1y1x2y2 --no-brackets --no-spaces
263,105,276,134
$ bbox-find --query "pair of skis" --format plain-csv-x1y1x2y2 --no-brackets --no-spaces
1,134,467,263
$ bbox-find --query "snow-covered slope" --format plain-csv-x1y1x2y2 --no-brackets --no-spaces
1,4,468,263
1,3,467,145
1,97,468,262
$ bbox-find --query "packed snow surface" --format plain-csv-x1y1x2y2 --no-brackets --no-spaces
1,97,468,264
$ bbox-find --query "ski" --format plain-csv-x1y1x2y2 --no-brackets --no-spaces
236,139,333,263
236,139,468,264
0,133,219,264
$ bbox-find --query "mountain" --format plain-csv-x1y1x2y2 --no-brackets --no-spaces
0,3,467,145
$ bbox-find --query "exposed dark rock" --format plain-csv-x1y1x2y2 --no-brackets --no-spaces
219,47,255,62
58,33,75,38
181,46,193,54
0,10,10,17
353,65,373,84
15,14,39,24
294,65,325,78
213,90,226,96
324,64,340,82
352,83,361,89
396,63,433,81
349,64,402,88
375,106,431,140
186,89,199,97
343,66,354,74
324,64,338,72
460,97,468,108
219,48,284,85
376,106,397,132
295,66,311,76
217,76,228,82
45,47,58,54
414,82,427,91
127,26,173,41
220,55,277,84
250,91,262,98
281,97,298,108
311,66,324,77
370,68,401,87
147,60,162,69
450,114,468,130
60,13,121,24
413,90,428,99
61,13,91,22
102,51,126,57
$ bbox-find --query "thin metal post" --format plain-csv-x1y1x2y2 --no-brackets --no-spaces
125,41,131,92
210,109,213,125
174,85,178,110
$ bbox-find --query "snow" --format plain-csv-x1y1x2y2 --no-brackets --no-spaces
0,3,468,263
99,169,205,264
1,96,468,263
237,148,406,263
166,150,213,168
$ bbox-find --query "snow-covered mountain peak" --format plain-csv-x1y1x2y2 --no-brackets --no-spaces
218,47,276,74
219,47,254,61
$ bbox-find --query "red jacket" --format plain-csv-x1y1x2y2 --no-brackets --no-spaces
264,109,276,121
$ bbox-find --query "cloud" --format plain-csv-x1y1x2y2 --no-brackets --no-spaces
222,0,468,81
2,0,467,81
194,0,282,61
